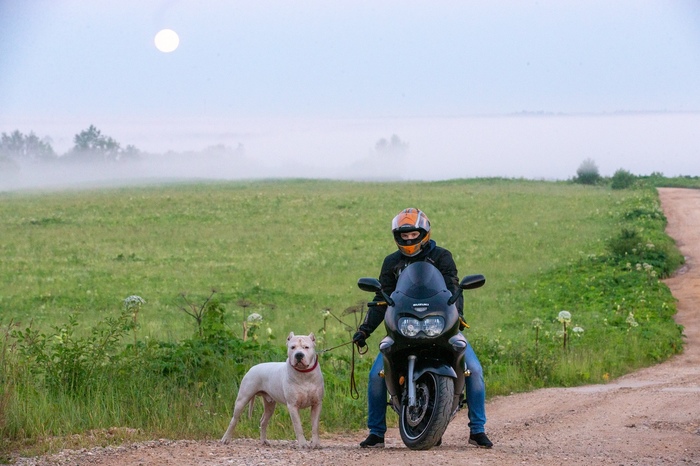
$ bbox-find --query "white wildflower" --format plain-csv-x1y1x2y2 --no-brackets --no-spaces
123,295,145,310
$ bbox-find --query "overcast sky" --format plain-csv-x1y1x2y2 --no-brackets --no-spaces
1,0,699,183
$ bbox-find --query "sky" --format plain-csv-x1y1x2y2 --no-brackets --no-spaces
1,0,699,185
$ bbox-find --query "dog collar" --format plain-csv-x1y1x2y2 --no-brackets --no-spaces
290,356,318,373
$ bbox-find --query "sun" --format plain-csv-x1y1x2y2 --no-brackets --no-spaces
154,29,179,53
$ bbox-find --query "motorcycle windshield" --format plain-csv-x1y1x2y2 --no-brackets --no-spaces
393,261,448,300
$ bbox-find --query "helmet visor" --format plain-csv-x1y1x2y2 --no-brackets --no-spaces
392,209,430,232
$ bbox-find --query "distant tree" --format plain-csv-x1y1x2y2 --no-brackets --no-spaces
67,125,122,162
375,134,408,155
611,168,637,190
121,144,142,161
0,130,56,161
575,158,601,185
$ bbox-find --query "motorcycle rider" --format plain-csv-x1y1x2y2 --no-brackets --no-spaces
353,208,493,449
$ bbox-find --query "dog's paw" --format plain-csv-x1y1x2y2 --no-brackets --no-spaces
261,439,270,446
220,437,231,445
308,440,321,449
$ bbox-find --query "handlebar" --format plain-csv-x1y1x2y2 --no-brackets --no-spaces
367,301,388,307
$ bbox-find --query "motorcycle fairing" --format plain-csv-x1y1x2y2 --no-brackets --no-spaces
393,261,451,301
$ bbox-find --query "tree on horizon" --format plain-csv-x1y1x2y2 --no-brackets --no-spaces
0,130,56,162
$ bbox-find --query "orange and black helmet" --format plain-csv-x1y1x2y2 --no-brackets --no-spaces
392,208,431,257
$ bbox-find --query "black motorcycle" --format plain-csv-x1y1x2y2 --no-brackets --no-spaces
358,261,485,450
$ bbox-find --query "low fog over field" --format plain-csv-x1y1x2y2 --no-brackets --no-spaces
1,113,698,191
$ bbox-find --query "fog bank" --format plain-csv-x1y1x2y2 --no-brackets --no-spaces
2,113,698,191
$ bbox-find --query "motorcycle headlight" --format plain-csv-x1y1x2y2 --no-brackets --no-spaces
422,317,445,336
399,317,421,337
398,316,445,337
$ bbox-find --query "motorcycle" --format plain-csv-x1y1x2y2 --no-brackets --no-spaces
358,261,485,450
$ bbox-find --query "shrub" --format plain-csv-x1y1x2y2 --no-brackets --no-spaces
574,158,601,185
606,193,684,278
12,311,135,395
611,169,637,190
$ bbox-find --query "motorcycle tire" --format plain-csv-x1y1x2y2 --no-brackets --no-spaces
399,372,454,450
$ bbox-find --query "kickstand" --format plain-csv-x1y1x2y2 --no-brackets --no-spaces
459,397,468,409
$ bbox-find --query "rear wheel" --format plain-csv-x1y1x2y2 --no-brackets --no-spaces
399,372,454,450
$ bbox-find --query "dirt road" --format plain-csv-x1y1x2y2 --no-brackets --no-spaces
15,188,700,465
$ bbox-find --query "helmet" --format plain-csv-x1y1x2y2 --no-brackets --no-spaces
392,208,431,257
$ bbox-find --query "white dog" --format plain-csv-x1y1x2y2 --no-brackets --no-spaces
221,332,324,448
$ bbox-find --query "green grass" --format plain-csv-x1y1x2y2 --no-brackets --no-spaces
0,179,629,339
0,178,688,456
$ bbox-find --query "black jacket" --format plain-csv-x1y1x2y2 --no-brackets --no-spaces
358,240,463,337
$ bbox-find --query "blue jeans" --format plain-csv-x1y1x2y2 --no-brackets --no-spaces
367,341,487,437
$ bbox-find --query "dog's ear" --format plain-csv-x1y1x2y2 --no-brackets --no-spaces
287,331,295,341
309,332,316,342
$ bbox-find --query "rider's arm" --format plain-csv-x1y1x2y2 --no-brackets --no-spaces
358,303,387,337
435,248,464,315
358,254,397,338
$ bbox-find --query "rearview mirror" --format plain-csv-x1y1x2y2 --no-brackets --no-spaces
459,274,486,290
358,277,382,293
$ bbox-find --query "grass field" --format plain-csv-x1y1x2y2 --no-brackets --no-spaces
0,179,630,339
0,178,687,454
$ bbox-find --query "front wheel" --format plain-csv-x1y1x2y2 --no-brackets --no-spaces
399,372,454,450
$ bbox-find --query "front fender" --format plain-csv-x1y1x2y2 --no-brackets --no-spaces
412,357,458,381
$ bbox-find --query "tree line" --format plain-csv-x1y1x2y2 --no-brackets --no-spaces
0,125,140,168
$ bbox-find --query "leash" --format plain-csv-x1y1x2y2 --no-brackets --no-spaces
349,340,367,399
318,340,354,354
320,338,367,400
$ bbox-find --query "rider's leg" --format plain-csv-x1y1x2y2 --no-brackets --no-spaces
367,353,388,438
464,342,487,434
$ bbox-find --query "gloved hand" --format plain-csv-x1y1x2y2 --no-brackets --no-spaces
352,330,367,348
